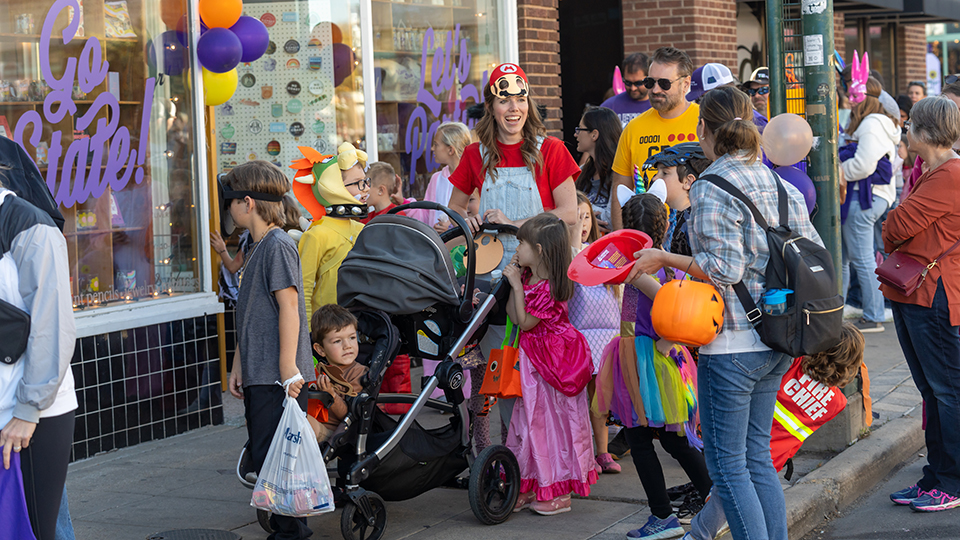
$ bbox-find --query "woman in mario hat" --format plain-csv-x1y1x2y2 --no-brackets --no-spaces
448,62,581,435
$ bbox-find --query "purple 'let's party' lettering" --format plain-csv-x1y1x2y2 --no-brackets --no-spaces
15,0,154,207
404,25,486,186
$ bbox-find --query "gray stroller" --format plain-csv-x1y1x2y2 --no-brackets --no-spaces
238,203,521,540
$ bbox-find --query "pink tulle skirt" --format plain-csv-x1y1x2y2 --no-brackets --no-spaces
507,348,599,501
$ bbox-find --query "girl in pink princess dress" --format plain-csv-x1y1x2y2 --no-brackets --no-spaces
502,213,597,516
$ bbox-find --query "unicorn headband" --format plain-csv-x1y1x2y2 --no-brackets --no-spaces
849,50,870,105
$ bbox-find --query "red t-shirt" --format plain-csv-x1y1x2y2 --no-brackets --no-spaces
448,137,580,211
770,359,847,471
360,203,405,224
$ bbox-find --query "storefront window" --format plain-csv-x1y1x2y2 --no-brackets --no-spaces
210,0,365,181
868,24,894,94
3,0,204,311
372,0,500,198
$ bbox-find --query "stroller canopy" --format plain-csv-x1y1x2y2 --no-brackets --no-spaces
338,214,461,314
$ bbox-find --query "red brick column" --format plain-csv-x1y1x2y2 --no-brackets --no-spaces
897,24,927,95
622,0,737,68
518,0,563,136
834,12,845,62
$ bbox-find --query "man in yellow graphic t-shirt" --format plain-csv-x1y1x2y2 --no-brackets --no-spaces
611,47,700,230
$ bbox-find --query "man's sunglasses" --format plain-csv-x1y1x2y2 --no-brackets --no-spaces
345,178,371,190
640,76,685,91
745,86,771,97
622,79,646,88
946,74,960,85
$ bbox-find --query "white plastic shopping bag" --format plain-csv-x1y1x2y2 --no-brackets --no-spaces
251,395,335,516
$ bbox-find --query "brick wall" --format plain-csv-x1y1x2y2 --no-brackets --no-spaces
834,12,845,62
518,0,563,136
622,0,737,68
897,24,927,96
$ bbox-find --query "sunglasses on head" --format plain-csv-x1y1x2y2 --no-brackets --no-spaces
946,74,960,85
641,76,684,91
745,86,770,97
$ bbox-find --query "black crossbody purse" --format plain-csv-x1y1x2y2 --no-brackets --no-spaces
0,252,30,365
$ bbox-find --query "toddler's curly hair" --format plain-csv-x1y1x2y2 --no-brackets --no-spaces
801,322,864,387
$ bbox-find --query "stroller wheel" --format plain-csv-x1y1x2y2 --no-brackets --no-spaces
257,509,274,533
469,444,520,525
340,493,387,540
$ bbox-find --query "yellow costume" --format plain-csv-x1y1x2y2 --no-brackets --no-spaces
290,143,368,321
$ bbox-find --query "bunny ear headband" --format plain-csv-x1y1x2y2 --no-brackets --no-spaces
849,50,870,105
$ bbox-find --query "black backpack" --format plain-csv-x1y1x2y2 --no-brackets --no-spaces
701,174,843,357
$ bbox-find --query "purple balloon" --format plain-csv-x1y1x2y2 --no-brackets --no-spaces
230,16,270,63
147,31,188,75
774,166,816,214
176,15,208,48
198,27,243,73
331,43,356,87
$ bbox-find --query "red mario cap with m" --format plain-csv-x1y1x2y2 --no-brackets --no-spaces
489,63,528,98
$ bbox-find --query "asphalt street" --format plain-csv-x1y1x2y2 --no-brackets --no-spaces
801,455,960,540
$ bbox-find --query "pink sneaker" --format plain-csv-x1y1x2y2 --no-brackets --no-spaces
514,491,535,513
531,494,572,515
596,453,622,474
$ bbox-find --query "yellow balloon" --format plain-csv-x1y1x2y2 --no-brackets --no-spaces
202,67,237,106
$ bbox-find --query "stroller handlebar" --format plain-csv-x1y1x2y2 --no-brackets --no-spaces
391,201,477,323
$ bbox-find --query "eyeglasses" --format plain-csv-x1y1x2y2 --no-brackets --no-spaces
344,178,371,190
903,121,911,130
641,76,685,91
622,78,646,88
574,126,594,134
745,86,771,97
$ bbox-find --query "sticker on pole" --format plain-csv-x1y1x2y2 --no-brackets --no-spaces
801,0,827,15
804,35,824,67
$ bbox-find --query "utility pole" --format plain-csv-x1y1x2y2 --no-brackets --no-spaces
801,0,842,285
766,0,787,117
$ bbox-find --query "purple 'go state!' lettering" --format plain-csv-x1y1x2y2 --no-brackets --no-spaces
14,0,155,207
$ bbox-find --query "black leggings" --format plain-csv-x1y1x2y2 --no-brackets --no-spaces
624,425,712,519
21,410,75,540
245,385,312,540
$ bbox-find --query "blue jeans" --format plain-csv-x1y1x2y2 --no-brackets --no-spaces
891,279,960,496
688,487,727,540
55,487,76,540
842,196,889,323
699,350,792,540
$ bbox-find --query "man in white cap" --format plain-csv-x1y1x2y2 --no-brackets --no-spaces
690,63,768,134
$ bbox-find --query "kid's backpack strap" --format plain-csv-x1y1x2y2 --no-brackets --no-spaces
700,173,789,325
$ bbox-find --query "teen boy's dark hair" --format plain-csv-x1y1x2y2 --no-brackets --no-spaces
222,161,290,227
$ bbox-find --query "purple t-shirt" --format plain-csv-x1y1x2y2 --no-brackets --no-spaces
600,93,652,127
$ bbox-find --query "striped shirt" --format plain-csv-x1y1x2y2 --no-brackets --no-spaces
688,152,823,331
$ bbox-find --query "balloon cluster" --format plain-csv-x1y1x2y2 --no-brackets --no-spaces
157,0,269,106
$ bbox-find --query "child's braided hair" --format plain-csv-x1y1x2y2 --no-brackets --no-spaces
622,193,668,249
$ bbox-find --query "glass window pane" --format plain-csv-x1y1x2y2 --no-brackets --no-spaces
3,0,203,311
373,0,501,201
209,0,365,183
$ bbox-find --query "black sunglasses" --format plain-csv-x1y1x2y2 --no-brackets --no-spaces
641,76,684,91
574,126,594,134
622,78,646,88
745,86,771,97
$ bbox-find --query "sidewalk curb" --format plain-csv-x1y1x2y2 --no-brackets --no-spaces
784,413,924,540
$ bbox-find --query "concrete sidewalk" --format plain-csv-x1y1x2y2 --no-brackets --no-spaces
63,327,923,540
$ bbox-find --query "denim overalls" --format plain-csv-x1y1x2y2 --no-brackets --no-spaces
477,137,545,432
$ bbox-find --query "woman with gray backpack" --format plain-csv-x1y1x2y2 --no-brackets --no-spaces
629,86,828,540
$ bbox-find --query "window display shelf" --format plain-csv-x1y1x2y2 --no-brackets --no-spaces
64,226,149,237
0,101,141,106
